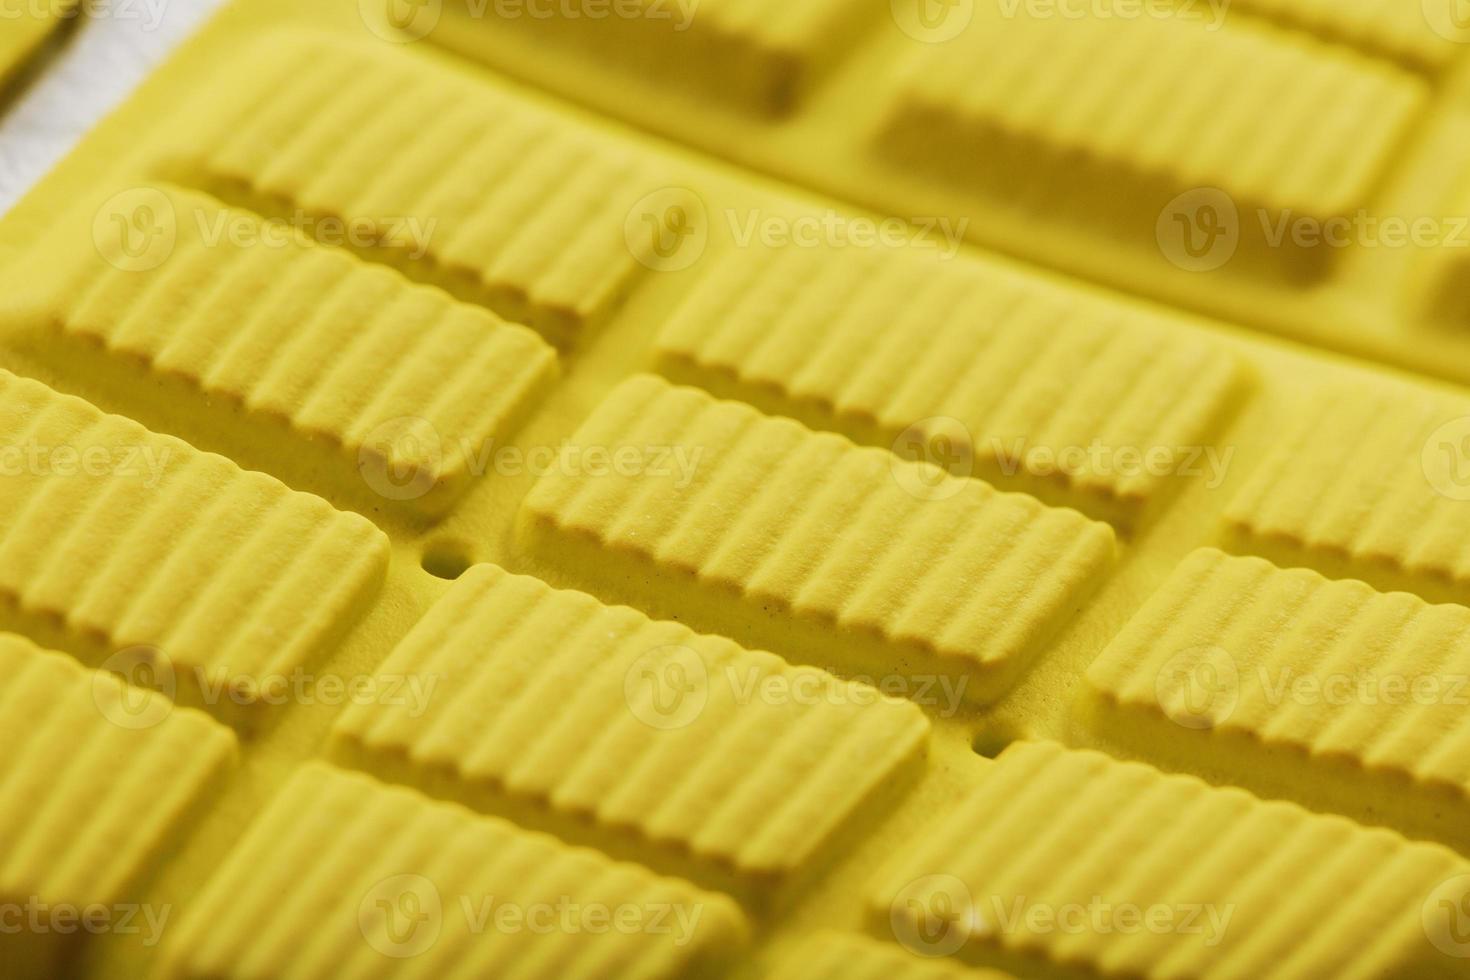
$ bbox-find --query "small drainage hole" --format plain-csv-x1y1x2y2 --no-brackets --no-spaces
422,541,474,580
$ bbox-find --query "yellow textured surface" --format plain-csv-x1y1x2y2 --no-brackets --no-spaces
331,562,928,887
871,741,1469,978
521,373,1117,704
1222,381,1470,604
4,0,1470,976
655,241,1244,525
1228,0,1468,67
1085,547,1470,853
160,32,693,349
0,632,234,977
767,932,1017,980
878,6,1426,280
161,763,749,979
0,368,389,719
3,184,558,515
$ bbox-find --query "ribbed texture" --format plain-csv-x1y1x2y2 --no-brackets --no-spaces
333,564,929,876
163,764,748,980
1225,384,1470,588
658,243,1240,513
1090,548,1470,791
0,633,235,907
769,933,1015,980
487,0,864,113
0,371,389,700
19,186,556,506
522,375,1115,684
183,34,674,346
1229,0,1459,68
886,7,1424,220
872,741,1466,979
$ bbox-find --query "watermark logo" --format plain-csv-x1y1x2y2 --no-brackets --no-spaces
355,418,705,501
890,875,977,958
358,877,707,955
890,417,975,501
622,649,971,727
1157,188,1238,273
360,874,443,958
726,209,969,259
359,416,445,502
1425,873,1470,958
1153,649,1470,729
1424,0,1470,43
1423,416,1470,502
0,0,168,30
470,0,699,28
892,0,974,42
94,646,177,731
626,188,708,272
624,645,709,730
94,188,177,273
992,437,1235,490
360,0,443,41
1155,645,1239,730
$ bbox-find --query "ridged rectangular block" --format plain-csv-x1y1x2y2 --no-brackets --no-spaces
1223,383,1470,604
464,0,871,115
161,764,748,980
1085,547,1470,851
869,741,1468,978
657,243,1242,526
332,563,929,883
520,375,1115,705
169,33,689,347
0,371,389,715
1227,0,1462,68
2,185,558,515
876,8,1425,278
0,633,236,976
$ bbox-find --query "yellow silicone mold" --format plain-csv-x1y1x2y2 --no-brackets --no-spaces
3,0,1470,977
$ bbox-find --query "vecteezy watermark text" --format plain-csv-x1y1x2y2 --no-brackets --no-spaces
1155,645,1470,730
95,646,440,730
359,874,708,958
0,899,170,947
0,441,172,488
359,418,705,501
623,644,969,730
889,875,1234,958
0,0,168,30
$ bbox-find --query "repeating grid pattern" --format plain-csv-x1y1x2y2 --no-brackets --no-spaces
5,185,557,512
333,563,929,879
1090,548,1470,791
658,242,1242,522
161,765,749,980
171,33,685,347
522,374,1116,702
7,4,1470,979
0,369,389,707
871,742,1468,979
